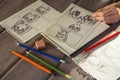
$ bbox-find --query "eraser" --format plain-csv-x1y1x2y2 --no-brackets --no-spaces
35,39,46,49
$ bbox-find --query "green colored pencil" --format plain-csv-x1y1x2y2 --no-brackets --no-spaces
25,51,72,80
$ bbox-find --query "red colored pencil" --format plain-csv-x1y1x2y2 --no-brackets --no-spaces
84,32,120,52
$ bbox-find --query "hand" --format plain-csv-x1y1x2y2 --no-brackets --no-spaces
92,3,120,24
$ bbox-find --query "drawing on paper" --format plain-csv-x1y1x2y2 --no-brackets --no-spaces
69,7,81,19
55,26,70,42
22,11,40,23
35,5,50,15
68,21,82,32
55,27,70,42
68,7,97,25
11,20,32,35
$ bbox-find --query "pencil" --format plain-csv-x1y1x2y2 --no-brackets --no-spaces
25,51,72,80
12,51,53,75
84,31,120,52
17,43,66,64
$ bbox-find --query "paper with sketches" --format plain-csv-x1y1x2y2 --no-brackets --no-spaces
78,32,120,80
43,4,110,55
0,0,60,42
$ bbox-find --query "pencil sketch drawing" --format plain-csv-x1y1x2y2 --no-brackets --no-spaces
69,7,81,19
82,15,97,24
22,11,40,23
11,20,32,35
68,7,97,25
68,21,82,32
55,27,70,42
70,67,96,80
35,5,50,15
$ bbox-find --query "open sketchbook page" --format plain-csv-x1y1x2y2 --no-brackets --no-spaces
0,0,60,43
43,3,110,55
78,32,120,80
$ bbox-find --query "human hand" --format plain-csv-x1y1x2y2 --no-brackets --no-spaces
92,3,120,24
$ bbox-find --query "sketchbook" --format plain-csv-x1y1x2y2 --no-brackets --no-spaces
0,0,61,42
0,1,110,56
42,4,110,56
75,32,120,80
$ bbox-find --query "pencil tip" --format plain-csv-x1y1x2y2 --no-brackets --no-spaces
69,77,73,80
60,59,66,64
16,43,19,45
66,74,72,80
50,73,55,76
25,51,29,54
69,76,73,80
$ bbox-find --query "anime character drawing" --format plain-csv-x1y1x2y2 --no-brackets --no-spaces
55,27,70,42
68,6,81,19
68,6,97,24
11,20,32,35
68,21,82,32
83,15,97,24
22,11,40,23
35,5,50,15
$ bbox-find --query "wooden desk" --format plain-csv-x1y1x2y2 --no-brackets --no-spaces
0,0,119,80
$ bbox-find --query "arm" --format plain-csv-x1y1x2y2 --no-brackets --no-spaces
92,1,120,24
115,1,120,15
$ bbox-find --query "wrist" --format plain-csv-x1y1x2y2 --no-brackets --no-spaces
117,8,120,19
114,1,120,8
115,1,120,17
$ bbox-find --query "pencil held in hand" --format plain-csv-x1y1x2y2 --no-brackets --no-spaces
12,51,53,75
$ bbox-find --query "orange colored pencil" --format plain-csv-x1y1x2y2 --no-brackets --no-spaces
12,51,52,74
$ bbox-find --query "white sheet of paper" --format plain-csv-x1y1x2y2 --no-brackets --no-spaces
78,33,120,80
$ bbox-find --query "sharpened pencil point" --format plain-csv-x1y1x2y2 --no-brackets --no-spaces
66,74,72,80
16,43,19,45
60,59,66,64
69,77,73,80
50,73,55,76
25,51,30,54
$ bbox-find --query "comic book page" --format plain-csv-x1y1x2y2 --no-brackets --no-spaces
0,0,60,42
43,4,110,55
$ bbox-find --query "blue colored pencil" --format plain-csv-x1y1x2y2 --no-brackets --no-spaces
17,43,66,64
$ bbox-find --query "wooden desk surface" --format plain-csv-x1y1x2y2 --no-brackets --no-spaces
0,0,119,80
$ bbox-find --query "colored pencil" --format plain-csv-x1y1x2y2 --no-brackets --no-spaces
25,51,72,80
17,43,66,64
84,32,120,52
12,51,53,75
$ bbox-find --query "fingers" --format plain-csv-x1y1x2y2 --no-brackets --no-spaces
94,14,120,24
92,6,120,24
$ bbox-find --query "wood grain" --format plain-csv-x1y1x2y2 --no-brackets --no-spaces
0,0,36,21
0,0,119,80
76,0,113,12
1,59,50,80
42,0,79,12
0,30,42,78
